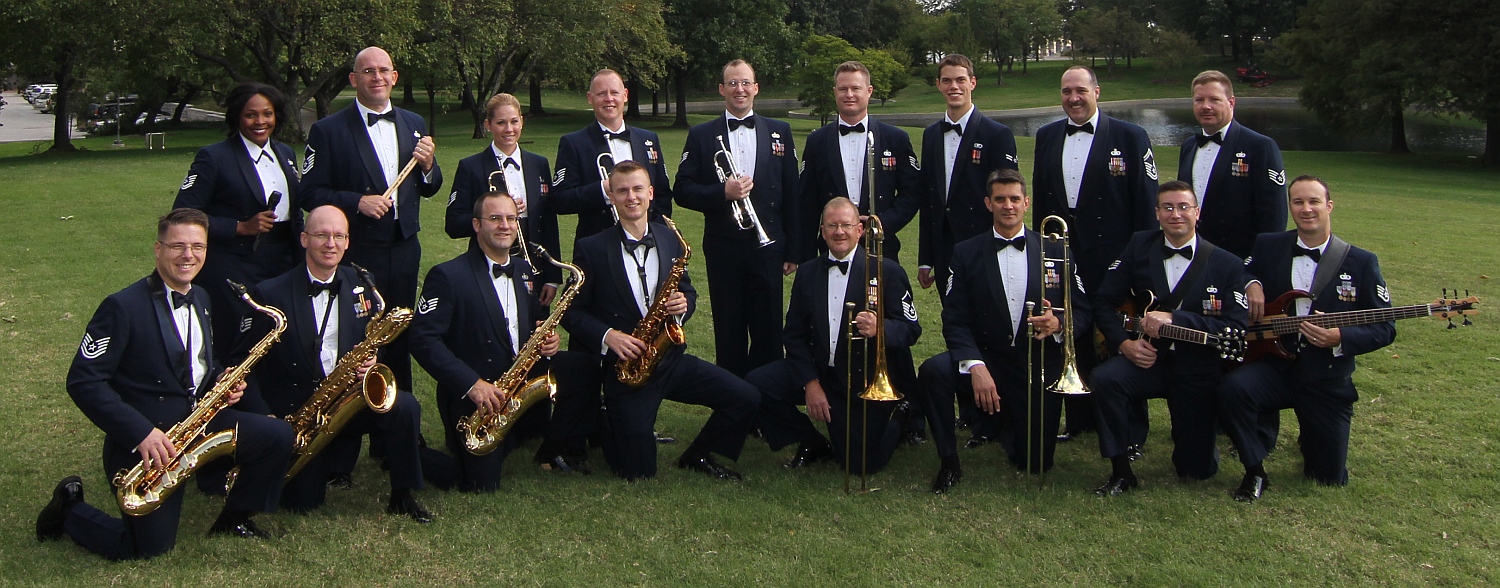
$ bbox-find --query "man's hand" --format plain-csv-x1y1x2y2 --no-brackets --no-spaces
724,175,753,201
218,367,246,406
1028,305,1060,339
855,310,877,338
235,210,276,236
1300,314,1342,348
665,291,688,317
467,379,508,415
514,197,528,214
537,321,561,357
413,136,436,172
358,194,392,218
917,267,934,289
970,364,1000,415
356,354,377,379
782,262,798,276
805,380,831,423
538,284,559,306
1141,310,1174,339
604,329,649,360
136,428,178,471
1119,338,1157,369
1246,281,1265,323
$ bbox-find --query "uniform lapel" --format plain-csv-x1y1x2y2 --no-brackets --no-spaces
337,267,361,356
289,270,322,372
344,106,389,193
752,117,771,182
467,249,513,353
1148,238,1172,302
274,141,301,209
982,236,1011,334
1019,229,1043,341
230,137,268,207
149,277,189,391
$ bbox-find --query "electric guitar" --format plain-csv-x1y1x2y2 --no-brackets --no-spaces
1242,290,1479,363
1118,290,1247,361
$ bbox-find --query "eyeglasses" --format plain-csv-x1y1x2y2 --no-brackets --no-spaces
1156,203,1198,213
359,67,395,78
304,232,350,243
724,80,756,88
821,222,859,232
477,214,520,225
158,241,206,254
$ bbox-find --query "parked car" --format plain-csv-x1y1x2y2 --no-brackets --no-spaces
32,90,53,109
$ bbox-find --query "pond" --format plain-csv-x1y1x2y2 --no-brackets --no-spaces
991,105,1485,153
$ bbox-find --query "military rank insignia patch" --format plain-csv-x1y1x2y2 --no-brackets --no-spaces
552,168,567,186
1144,149,1158,180
79,332,110,360
239,317,253,333
418,296,439,315
303,146,316,175
1376,284,1390,303
180,174,198,190
902,290,918,321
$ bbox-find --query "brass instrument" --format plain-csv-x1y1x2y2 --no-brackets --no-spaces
113,281,286,516
844,131,898,494
1039,215,1088,396
712,134,774,247
616,216,689,388
597,153,620,225
281,265,409,481
458,243,585,455
487,170,541,272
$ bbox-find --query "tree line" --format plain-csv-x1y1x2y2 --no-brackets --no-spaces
1,0,1495,165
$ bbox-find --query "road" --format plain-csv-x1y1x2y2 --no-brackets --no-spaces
0,90,82,143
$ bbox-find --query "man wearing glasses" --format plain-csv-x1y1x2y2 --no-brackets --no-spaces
234,205,432,521
674,59,801,379
303,46,443,395
410,192,562,491
1087,182,1248,496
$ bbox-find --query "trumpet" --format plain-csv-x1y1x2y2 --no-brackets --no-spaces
597,153,620,225
712,134,774,247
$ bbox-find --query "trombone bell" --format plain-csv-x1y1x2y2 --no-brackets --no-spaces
859,369,902,401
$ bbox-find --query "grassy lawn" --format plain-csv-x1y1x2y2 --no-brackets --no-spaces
0,95,1496,585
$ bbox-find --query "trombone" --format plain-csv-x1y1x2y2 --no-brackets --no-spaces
1039,215,1087,397
597,153,621,225
1020,215,1086,480
712,134,774,247
843,131,900,494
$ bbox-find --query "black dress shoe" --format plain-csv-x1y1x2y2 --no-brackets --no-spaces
36,476,83,542
654,431,677,444
387,495,435,523
930,465,963,494
1124,444,1144,462
1232,472,1270,503
677,455,742,481
900,429,928,446
539,455,592,475
327,472,353,490
1055,430,1081,443
208,517,273,539
1094,473,1141,497
783,442,834,468
964,435,993,449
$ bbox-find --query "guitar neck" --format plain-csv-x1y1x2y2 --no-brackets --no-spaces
1159,324,1214,345
1255,304,1431,336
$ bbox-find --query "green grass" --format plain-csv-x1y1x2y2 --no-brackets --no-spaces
1,96,1497,585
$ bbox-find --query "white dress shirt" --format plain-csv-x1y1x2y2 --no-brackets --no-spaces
166,285,207,393
490,143,528,217
825,250,857,366
486,258,521,355
308,271,341,375
356,101,402,219
942,106,975,201
1062,110,1100,209
958,229,1029,374
1193,120,1232,206
725,110,757,178
838,116,871,205
241,135,291,222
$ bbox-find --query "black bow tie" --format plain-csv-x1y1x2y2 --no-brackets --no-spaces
825,258,850,275
1195,131,1224,148
624,233,656,253
492,261,517,280
1163,243,1194,260
171,291,192,309
1295,246,1322,262
603,128,630,142
839,123,866,136
995,235,1026,251
1066,122,1094,136
940,121,963,135
309,278,340,297
728,116,755,131
502,157,521,170
366,111,397,127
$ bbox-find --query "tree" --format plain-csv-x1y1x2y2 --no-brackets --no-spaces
0,0,129,151
662,0,790,127
1432,0,1500,165
1282,0,1438,154
1148,27,1200,76
1071,7,1147,75
793,34,909,123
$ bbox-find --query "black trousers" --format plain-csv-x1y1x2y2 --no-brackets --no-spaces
431,363,556,493
602,349,759,480
1091,352,1220,480
343,235,420,391
1218,359,1355,485
917,352,1062,473
537,350,603,459
702,238,786,378
747,359,901,476
280,391,424,511
62,409,292,560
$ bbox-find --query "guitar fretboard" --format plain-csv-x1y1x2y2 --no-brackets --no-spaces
1251,304,1432,336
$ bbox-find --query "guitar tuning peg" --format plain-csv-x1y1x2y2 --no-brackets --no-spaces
1448,317,1458,329
1463,317,1473,326
1443,288,1448,298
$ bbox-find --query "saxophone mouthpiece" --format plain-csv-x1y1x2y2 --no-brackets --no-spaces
226,279,247,296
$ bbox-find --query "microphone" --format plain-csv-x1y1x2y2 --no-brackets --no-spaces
254,191,283,252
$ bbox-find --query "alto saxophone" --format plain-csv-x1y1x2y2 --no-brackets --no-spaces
113,280,286,516
281,265,411,481
616,217,690,388
458,244,584,456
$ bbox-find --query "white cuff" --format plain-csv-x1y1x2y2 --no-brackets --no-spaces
958,359,984,374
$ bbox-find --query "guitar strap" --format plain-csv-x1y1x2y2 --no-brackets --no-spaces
1161,239,1218,311
1308,234,1350,301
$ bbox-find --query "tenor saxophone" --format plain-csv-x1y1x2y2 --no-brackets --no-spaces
458,244,585,455
113,280,286,516
616,217,690,388
281,265,411,481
